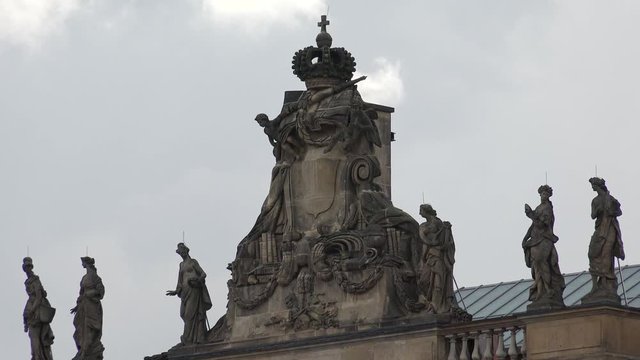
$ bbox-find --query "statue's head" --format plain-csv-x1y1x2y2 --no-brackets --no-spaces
419,204,437,218
255,113,269,127
538,184,553,199
589,177,608,192
176,242,190,257
22,257,34,273
81,256,96,269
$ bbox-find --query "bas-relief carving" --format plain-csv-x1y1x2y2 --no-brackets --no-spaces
166,243,212,345
522,185,565,310
22,257,55,360
71,257,105,360
582,177,625,305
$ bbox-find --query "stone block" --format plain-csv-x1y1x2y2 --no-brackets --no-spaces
525,306,640,359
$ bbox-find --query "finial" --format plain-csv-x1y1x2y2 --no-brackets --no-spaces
317,15,330,33
316,14,333,48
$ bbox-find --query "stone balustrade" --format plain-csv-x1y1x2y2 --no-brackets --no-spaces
443,317,526,360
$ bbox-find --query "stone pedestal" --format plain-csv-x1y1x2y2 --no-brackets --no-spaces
526,298,566,313
159,323,446,360
525,306,640,360
581,290,622,307
148,306,640,360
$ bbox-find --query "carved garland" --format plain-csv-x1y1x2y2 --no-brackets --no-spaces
391,268,426,313
230,276,279,310
331,264,385,294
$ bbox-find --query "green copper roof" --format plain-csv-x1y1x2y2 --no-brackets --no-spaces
455,264,640,320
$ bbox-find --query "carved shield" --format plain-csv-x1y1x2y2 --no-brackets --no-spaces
290,157,343,232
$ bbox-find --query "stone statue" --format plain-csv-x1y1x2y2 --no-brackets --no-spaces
582,177,625,305
522,185,565,310
70,256,105,360
417,204,457,314
166,243,212,345
22,257,55,360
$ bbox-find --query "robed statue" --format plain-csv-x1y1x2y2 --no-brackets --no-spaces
22,257,55,360
70,256,105,360
417,204,457,314
522,185,565,310
582,177,625,305
167,243,212,345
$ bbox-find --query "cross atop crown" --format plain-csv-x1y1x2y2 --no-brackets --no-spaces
317,15,330,33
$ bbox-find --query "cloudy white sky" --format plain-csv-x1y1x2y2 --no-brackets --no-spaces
1,0,639,358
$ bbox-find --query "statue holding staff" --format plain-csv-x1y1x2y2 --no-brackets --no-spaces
582,177,625,305
166,243,212,345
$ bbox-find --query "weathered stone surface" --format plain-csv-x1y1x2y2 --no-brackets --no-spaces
147,14,468,360
165,323,446,360
153,306,640,359
522,185,565,311
526,306,640,359
22,257,55,360
71,256,105,360
581,177,625,306
216,15,470,348
166,243,213,346
417,204,460,314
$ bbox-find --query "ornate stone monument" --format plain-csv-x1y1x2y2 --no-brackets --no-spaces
522,185,565,310
71,256,105,360
22,257,56,360
581,177,625,306
147,14,469,360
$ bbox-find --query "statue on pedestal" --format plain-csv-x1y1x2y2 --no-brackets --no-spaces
70,256,105,360
166,243,212,345
522,185,565,310
22,257,55,360
417,204,457,314
582,177,625,305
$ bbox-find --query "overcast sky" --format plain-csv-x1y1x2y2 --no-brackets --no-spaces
1,0,639,358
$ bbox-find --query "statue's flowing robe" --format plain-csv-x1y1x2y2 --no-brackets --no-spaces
522,200,564,302
418,217,456,313
73,270,104,358
24,275,55,360
589,193,624,280
176,258,212,344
